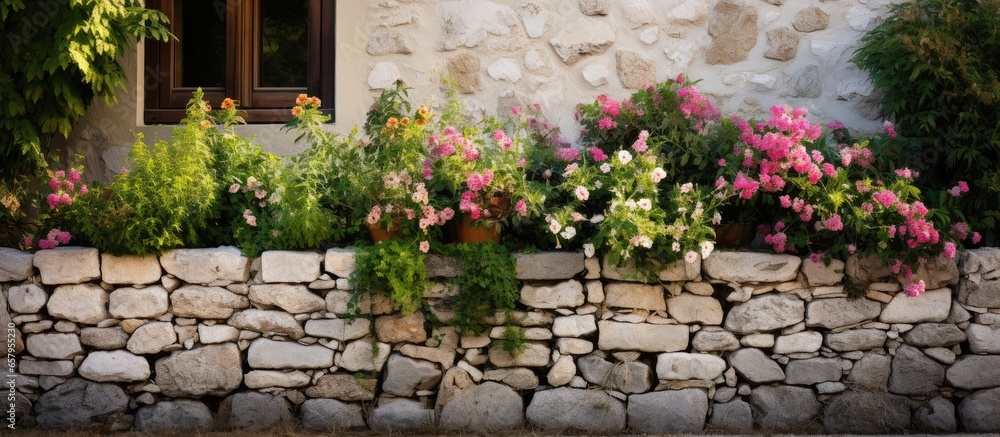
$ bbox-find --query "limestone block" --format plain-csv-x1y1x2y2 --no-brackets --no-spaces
668,293,723,325
656,352,726,380
605,282,665,311
227,309,304,339
33,247,100,285
300,399,366,431
598,321,688,352
705,0,759,65
703,252,800,283
244,370,310,389
749,385,822,430
78,350,150,382
260,250,323,283
628,389,707,434
792,6,829,32
101,254,161,285
764,26,800,61
25,333,83,360
35,378,129,429
160,246,249,285
514,251,584,280
109,286,169,319
725,294,804,334
366,29,414,55
880,288,951,323
154,344,243,397
806,297,881,329
218,392,292,432
134,400,216,431
521,280,584,308
549,18,615,64
247,338,335,369
616,50,655,89
0,247,34,281
46,284,109,325
526,388,625,432
446,53,481,94
8,283,47,314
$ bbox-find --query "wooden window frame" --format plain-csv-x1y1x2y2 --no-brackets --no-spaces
144,0,335,124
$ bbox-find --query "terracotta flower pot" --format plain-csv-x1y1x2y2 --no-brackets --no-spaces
713,224,753,249
368,222,402,242
452,197,509,244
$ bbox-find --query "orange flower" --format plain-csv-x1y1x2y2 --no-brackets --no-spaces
291,106,304,117
400,117,410,126
417,105,430,119
200,120,211,128
311,97,321,107
201,101,211,112
295,94,309,106
415,117,426,126
386,117,399,129
221,98,235,110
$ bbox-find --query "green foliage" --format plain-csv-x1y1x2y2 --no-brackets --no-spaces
350,240,428,315
852,0,1000,230
497,325,527,355
0,0,170,181
71,91,217,255
447,242,520,335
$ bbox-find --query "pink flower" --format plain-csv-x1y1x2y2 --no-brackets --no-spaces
466,170,494,192
68,168,81,184
515,199,528,217
555,147,580,162
575,186,590,201
895,168,914,179
48,178,60,191
439,207,455,223
903,280,926,297
684,251,699,263
959,181,970,192
651,167,666,183
732,172,759,200
228,184,240,193
779,195,792,208
943,242,957,259
80,184,88,195
419,241,430,253
822,163,837,178
632,130,650,154
764,232,788,253
973,232,982,244
718,158,726,167
884,120,898,138
822,214,843,231
827,120,845,130
493,130,514,150
597,116,617,130
511,106,522,115
588,147,608,162
600,97,621,117
861,202,874,214
809,252,825,264
873,190,897,208
847,244,857,254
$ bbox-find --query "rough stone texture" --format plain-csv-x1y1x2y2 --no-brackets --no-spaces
582,63,609,86
78,350,150,382
483,368,539,390
0,247,34,281
958,388,1000,431
915,396,957,432
340,339,392,372
765,26,799,61
218,392,293,431
126,321,175,354
579,0,610,15
80,327,129,350
244,370,310,389
802,258,844,286
958,277,1000,307
383,354,442,397
577,354,652,394
967,323,1000,353
9,283,48,313
890,345,944,395
521,280,585,309
446,53,481,94
33,246,100,284
369,398,435,431
247,339,335,369
784,357,842,385
368,62,400,90
26,333,83,359
514,252,584,280
668,294,723,325
598,321,688,352
547,355,575,387
324,248,356,277
366,29,414,55
961,247,1000,274
604,283,665,311
548,17,616,64
228,309,305,339
750,385,822,430
134,400,216,431
198,324,239,344
947,355,1000,390
628,389,708,433
708,399,754,430
724,294,804,334
806,297,882,329
823,390,910,433
436,0,525,52
46,284,109,324
101,254,161,285
914,255,959,289
847,352,891,390
300,399,366,431
304,318,370,341
487,58,521,83
903,323,966,347
305,374,377,400
773,331,823,354
692,330,740,351
171,285,249,319
729,348,784,384
248,284,324,314
35,378,129,429
615,50,655,89
437,371,524,431
527,387,625,432
880,288,951,323
109,286,169,319
792,6,830,32
375,312,428,344
657,352,726,380
846,254,894,284
489,342,550,368
260,250,323,282
160,247,249,284
551,315,596,337
825,329,887,351
705,0,759,65
155,344,243,397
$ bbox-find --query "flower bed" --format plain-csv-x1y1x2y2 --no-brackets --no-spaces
4,246,1000,432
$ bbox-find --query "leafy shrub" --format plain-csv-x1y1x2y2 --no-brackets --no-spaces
350,240,428,315
71,92,217,254
852,0,1000,231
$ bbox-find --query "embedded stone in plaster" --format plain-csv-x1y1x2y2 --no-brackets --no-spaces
582,64,609,86
447,53,482,93
366,29,414,55
663,39,698,79
705,0,759,65
579,0,610,16
765,26,800,61
667,0,713,25
837,75,874,100
810,40,852,66
524,49,548,71
437,0,525,51
619,0,655,29
846,6,879,32
723,72,777,92
793,7,830,33
616,50,656,89
488,58,522,83
640,27,658,44
549,18,616,65
520,3,547,38
368,62,402,90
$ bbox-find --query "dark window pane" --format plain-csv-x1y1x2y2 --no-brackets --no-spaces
259,0,308,88
176,0,226,88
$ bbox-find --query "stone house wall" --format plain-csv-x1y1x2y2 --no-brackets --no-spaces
3,245,1000,432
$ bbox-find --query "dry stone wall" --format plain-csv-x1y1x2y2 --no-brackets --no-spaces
4,246,1000,432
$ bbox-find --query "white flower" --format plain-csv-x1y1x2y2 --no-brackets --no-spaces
575,186,590,201
680,182,694,193
617,150,633,165
700,241,714,259
637,198,652,211
638,236,653,248
684,251,699,264
594,180,603,189
583,243,595,258
549,220,562,235
651,167,666,183
625,199,637,209
600,163,611,174
672,242,681,252
560,226,577,240
712,211,722,225
590,214,605,224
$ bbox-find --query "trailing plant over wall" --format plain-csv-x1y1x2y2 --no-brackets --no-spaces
852,0,1000,232
448,242,520,336
350,240,428,315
